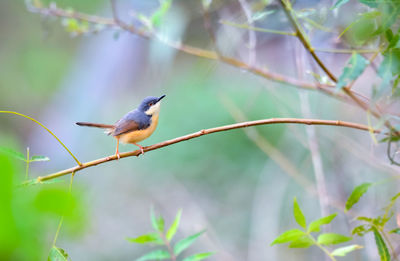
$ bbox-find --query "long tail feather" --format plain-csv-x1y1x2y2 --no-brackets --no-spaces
76,122,114,129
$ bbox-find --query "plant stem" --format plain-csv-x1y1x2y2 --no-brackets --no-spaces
0,111,81,166
25,147,30,180
308,235,337,261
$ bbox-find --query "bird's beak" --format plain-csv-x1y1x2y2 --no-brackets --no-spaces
157,95,166,102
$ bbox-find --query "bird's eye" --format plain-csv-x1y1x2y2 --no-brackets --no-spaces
149,102,153,106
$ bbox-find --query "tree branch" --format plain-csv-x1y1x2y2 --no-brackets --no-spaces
26,1,356,99
32,118,381,183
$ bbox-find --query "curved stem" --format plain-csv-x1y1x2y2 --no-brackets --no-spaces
0,111,82,166
31,118,381,183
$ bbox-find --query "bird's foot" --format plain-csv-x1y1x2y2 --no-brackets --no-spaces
116,152,121,160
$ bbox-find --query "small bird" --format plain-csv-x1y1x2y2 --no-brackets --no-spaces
76,95,165,159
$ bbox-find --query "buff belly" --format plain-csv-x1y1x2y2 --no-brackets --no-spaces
118,114,159,144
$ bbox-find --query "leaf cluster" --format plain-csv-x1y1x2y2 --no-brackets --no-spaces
127,209,214,261
271,197,360,259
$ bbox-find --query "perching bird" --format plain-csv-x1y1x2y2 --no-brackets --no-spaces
76,95,165,159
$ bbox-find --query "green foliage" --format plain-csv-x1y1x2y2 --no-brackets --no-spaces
332,0,349,10
137,250,171,261
308,214,337,233
0,151,85,260
128,209,213,261
317,233,352,246
166,209,182,241
293,197,307,229
345,183,372,211
336,53,369,90
182,252,214,261
48,246,69,261
373,228,390,261
331,245,364,257
174,230,205,256
348,187,400,261
271,198,358,258
271,229,306,245
151,0,173,28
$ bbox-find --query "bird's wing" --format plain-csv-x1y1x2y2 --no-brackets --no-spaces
112,119,140,136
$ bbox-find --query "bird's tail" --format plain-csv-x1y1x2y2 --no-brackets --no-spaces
76,122,114,129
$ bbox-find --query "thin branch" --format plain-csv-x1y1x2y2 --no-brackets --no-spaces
33,118,382,183
26,2,352,98
0,110,82,166
278,0,398,133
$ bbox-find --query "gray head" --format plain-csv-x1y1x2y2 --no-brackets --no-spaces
138,95,166,115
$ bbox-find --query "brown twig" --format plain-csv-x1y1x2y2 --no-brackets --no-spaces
33,118,381,183
26,1,352,98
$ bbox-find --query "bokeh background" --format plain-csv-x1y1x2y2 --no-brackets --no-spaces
0,0,399,260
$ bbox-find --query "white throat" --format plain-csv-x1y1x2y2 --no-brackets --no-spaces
145,102,161,115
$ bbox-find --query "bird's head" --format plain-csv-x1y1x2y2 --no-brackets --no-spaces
138,95,166,115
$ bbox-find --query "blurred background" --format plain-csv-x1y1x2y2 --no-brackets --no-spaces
0,0,399,260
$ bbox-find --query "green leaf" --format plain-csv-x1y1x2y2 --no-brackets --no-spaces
317,233,352,246
352,224,372,236
378,49,400,87
293,197,306,229
389,228,400,234
331,244,363,257
331,0,349,9
345,183,372,211
166,209,182,241
151,0,173,27
288,235,314,248
151,208,165,233
126,233,163,244
30,155,50,162
270,229,306,246
358,0,378,8
373,228,390,261
0,146,26,161
182,252,214,261
48,246,68,261
174,230,205,256
308,213,337,233
336,53,369,90
136,249,171,261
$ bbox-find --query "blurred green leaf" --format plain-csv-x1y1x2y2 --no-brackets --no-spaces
317,233,352,246
151,208,165,233
358,0,378,8
378,49,400,86
352,224,371,236
136,249,171,261
331,244,363,257
30,155,50,162
331,0,349,9
127,233,163,244
308,213,337,233
151,0,172,28
293,197,306,229
336,53,369,90
288,235,314,248
182,252,214,261
373,228,390,261
346,183,372,211
48,246,68,261
34,187,76,217
0,146,26,161
389,228,400,234
166,209,182,241
271,229,306,245
174,230,205,256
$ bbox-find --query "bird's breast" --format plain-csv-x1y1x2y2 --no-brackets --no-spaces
119,114,159,144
